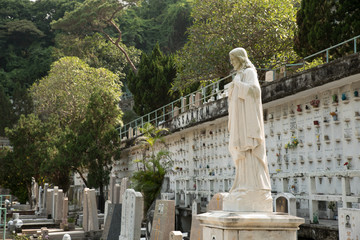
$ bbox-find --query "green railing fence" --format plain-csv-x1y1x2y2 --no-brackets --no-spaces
117,35,360,140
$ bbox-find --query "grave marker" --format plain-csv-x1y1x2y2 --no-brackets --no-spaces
119,189,143,240
150,200,175,240
119,178,129,204
101,204,122,240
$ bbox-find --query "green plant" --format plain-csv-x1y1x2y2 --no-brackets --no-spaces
67,217,75,223
328,201,336,212
131,123,172,212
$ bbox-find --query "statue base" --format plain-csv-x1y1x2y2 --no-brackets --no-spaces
223,189,273,212
197,211,304,240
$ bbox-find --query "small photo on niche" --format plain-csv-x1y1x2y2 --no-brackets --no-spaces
345,214,351,228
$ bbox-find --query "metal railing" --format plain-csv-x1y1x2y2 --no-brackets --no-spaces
0,195,11,209
0,208,6,240
118,35,360,140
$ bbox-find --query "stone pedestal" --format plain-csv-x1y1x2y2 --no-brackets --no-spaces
197,211,304,240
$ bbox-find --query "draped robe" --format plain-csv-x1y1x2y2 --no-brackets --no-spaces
227,68,271,193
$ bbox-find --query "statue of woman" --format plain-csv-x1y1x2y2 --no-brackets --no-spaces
224,48,273,212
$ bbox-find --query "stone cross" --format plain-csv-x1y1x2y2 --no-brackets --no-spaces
119,189,143,240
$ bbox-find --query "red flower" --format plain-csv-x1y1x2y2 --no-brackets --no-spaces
344,162,349,166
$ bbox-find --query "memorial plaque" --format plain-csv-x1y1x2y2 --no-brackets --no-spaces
339,208,360,240
275,193,296,216
119,189,143,240
150,200,175,240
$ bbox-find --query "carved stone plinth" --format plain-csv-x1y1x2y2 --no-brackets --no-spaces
197,211,304,240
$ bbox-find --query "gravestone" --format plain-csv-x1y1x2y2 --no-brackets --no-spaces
119,189,143,240
150,200,175,240
119,178,129,204
43,183,48,212
83,188,99,232
104,200,111,223
55,190,64,223
190,193,228,240
339,208,360,240
114,184,120,204
52,186,59,218
62,197,68,224
189,94,195,109
109,174,116,203
46,189,53,217
274,193,297,216
170,231,183,240
101,204,122,240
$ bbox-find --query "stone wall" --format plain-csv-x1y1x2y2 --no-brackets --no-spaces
114,53,360,219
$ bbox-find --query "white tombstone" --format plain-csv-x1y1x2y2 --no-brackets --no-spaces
62,233,71,240
62,197,68,224
265,71,274,82
83,188,99,231
55,190,64,222
52,186,59,218
109,174,116,203
104,200,111,223
274,193,297,216
46,189,53,217
119,189,143,240
339,208,360,240
119,178,129,204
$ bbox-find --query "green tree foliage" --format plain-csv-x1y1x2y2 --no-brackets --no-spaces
53,33,141,81
51,0,140,73
2,114,53,204
295,0,360,57
173,0,300,92
119,0,192,53
0,0,82,93
131,123,171,212
30,57,122,127
127,43,177,115
0,86,14,135
64,90,122,210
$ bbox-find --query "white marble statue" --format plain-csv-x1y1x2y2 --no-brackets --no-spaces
223,48,273,212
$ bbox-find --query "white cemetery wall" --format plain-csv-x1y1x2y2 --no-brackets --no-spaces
115,56,360,220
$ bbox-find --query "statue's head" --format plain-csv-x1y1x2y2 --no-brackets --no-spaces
229,48,254,71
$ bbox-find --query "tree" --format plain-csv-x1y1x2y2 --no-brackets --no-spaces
0,0,82,93
173,0,300,92
51,0,140,73
60,90,122,211
127,43,177,115
294,0,360,57
2,114,52,205
118,0,192,53
30,56,122,127
131,123,171,212
53,33,141,81
0,86,14,135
